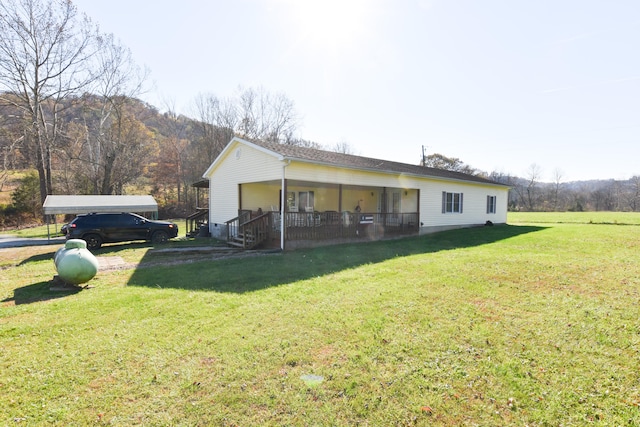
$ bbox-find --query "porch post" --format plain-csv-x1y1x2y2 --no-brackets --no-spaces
417,188,421,229
338,184,342,212
382,187,387,229
281,160,290,250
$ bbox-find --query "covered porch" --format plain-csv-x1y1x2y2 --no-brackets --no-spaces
226,179,420,249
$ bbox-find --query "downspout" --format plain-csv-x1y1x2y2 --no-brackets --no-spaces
281,159,291,250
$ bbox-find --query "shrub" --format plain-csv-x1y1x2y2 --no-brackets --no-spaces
11,172,41,220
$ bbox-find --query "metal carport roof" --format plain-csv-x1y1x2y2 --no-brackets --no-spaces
43,195,158,215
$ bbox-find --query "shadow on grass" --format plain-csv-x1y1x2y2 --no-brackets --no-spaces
15,239,205,266
18,251,56,266
127,224,546,293
3,239,214,306
1,281,81,305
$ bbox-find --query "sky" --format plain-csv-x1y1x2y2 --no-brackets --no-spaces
72,0,640,182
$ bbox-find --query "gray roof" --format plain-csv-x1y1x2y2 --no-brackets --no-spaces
249,139,507,187
43,195,158,215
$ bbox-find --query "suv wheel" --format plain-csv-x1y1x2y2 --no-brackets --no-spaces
84,234,103,250
151,230,169,244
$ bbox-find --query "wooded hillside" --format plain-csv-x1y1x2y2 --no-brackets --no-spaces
3,92,640,229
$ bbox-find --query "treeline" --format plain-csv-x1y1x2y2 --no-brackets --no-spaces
489,173,640,212
0,89,322,221
424,155,640,213
3,90,639,228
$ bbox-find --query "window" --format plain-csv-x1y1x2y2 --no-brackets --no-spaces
391,191,401,220
442,192,463,213
286,191,296,212
487,195,497,214
282,190,315,212
298,191,315,212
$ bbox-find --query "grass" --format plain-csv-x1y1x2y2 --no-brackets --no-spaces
508,211,640,225
1,213,640,425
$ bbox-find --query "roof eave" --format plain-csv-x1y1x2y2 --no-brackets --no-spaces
281,156,509,188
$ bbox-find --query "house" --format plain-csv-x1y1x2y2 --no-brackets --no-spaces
202,137,509,250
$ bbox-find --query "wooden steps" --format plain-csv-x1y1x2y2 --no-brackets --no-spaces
227,231,256,248
225,212,271,250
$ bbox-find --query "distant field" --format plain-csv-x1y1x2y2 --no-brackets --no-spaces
1,216,639,425
509,211,640,225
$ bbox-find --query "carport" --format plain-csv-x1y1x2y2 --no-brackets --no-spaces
42,195,159,240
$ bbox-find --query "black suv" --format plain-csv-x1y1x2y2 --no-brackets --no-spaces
65,212,178,250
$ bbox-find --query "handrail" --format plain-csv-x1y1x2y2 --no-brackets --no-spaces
186,208,208,236
226,212,271,249
240,213,271,249
225,215,242,243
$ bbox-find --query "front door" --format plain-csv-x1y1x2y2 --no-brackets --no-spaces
378,190,402,225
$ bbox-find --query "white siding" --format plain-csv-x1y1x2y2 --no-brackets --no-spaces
419,181,508,228
288,162,509,227
205,141,283,225
204,138,510,236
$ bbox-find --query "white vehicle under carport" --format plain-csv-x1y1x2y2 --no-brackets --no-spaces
65,212,178,250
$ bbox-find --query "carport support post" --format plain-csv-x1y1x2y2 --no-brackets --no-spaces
46,214,57,240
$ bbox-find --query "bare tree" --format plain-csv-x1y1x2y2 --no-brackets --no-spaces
0,100,26,188
511,164,542,211
551,168,563,211
90,34,148,194
191,87,300,171
53,33,150,195
193,92,236,167
285,137,323,150
611,180,624,211
331,140,356,154
626,176,640,212
591,186,614,211
235,86,298,144
524,164,542,211
160,101,191,206
0,0,99,204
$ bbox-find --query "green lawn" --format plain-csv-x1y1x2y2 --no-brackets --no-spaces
509,210,640,225
1,213,640,425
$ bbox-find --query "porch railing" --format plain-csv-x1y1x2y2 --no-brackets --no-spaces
226,211,419,249
282,211,418,241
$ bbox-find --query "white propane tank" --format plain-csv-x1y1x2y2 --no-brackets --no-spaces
54,239,99,285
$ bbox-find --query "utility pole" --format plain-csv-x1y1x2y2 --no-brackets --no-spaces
421,145,427,166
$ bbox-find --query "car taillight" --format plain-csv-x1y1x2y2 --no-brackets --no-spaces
70,224,76,228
